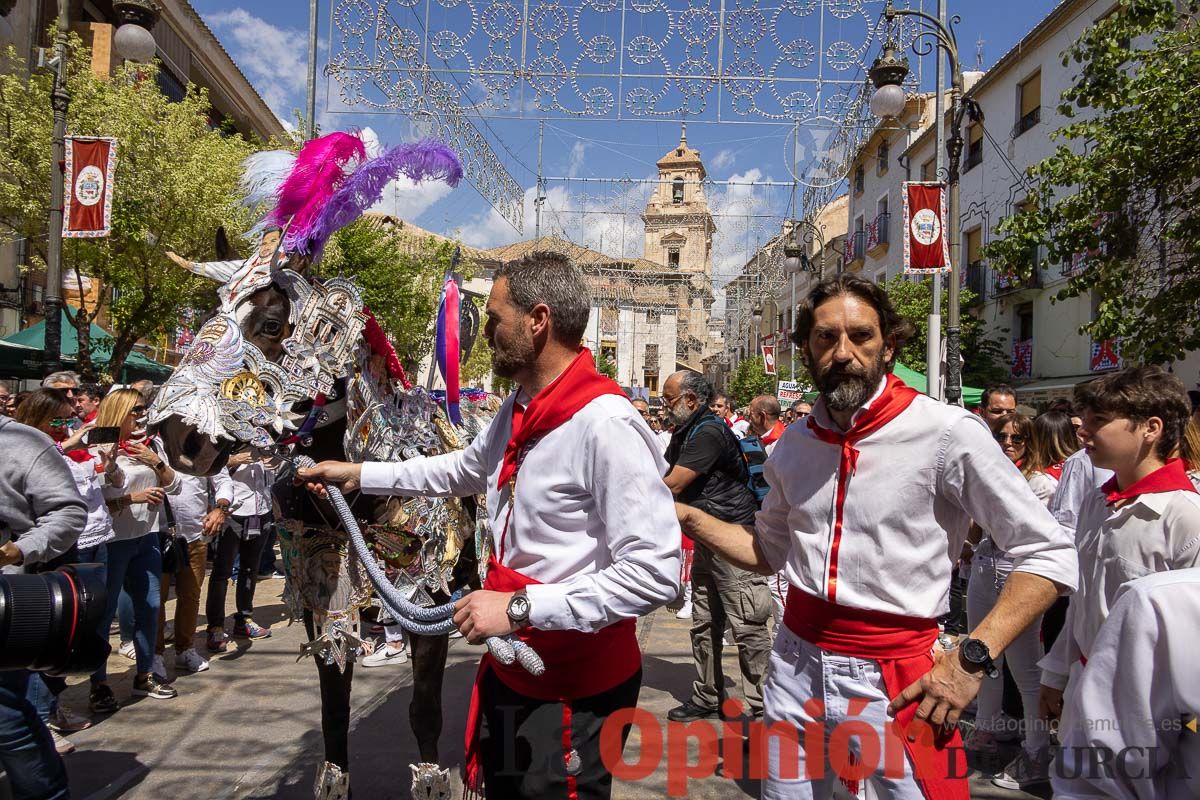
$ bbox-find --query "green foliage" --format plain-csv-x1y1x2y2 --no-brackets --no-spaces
0,39,260,379
727,356,776,409
882,276,1009,388
596,350,617,379
321,223,460,376
982,0,1200,364
460,296,494,388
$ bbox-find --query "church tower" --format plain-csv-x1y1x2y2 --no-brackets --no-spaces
642,125,717,370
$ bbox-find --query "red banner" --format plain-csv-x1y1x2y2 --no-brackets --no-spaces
63,137,117,238
903,182,950,274
761,344,776,376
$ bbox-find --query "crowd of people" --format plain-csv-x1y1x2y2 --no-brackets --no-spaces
3,265,1200,800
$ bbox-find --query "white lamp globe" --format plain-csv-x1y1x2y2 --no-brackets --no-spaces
783,254,804,274
870,83,906,119
114,24,156,63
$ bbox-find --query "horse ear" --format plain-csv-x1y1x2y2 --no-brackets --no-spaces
215,227,242,261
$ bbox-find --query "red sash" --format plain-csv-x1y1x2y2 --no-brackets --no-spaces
462,557,641,796
784,588,968,800
1044,462,1065,481
805,374,919,601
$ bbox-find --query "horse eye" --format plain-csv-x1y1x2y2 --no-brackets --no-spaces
262,320,282,336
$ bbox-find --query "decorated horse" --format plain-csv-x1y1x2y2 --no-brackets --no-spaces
147,132,538,800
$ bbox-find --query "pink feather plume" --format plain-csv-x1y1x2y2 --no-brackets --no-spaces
268,132,366,257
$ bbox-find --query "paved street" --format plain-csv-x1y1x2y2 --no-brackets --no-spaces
4,580,1046,800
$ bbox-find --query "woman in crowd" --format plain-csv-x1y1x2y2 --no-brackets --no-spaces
89,388,181,711
964,411,1055,789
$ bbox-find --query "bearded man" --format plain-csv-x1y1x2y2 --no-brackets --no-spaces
675,273,1078,800
300,252,681,800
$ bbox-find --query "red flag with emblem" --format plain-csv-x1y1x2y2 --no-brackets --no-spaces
63,137,117,238
903,182,950,274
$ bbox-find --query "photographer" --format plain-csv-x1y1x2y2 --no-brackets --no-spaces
0,410,88,799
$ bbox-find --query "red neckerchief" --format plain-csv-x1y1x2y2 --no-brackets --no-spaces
495,348,625,491
760,419,786,447
805,373,920,601
1045,461,1065,481
1102,458,1197,506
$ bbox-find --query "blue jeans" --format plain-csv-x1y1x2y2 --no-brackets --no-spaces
23,674,56,724
84,535,162,681
0,670,69,800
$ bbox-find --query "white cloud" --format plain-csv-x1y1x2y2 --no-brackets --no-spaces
203,8,308,123
709,148,735,173
567,141,590,178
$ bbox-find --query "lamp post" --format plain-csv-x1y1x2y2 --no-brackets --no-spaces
44,1,158,377
869,0,966,407
783,219,824,379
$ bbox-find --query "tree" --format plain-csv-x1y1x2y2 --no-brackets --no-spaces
321,223,459,377
883,276,1009,388
983,0,1200,365
727,356,776,409
596,350,617,379
0,39,260,379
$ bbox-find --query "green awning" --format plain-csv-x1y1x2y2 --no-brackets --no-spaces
0,309,172,382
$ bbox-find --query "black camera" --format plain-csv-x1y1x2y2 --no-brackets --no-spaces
0,563,110,675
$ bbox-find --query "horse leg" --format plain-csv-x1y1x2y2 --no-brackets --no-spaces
408,631,450,764
305,610,354,796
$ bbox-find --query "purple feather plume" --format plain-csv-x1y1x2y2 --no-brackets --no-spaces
305,140,463,259
267,132,366,257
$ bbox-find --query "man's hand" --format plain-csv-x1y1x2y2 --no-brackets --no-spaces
226,451,253,468
887,647,984,736
452,590,519,644
60,421,94,452
1038,684,1064,727
130,487,165,505
0,541,22,568
296,461,363,497
201,507,228,538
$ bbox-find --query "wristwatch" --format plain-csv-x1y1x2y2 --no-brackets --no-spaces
958,637,1000,679
506,591,532,627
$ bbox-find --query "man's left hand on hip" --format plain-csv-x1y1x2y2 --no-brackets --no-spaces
887,647,983,737
453,590,520,644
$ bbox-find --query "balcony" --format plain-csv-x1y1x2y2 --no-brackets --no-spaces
866,213,890,255
993,267,1042,297
964,262,987,304
846,230,866,266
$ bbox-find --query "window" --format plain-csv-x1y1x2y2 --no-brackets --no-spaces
853,165,864,194
644,372,658,393
966,123,983,170
1016,302,1034,342
966,227,983,266
877,140,890,176
1015,71,1041,136
877,195,889,218
672,178,684,204
920,158,936,182
668,248,680,268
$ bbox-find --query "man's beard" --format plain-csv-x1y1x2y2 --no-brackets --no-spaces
490,329,535,380
668,401,694,427
813,352,888,412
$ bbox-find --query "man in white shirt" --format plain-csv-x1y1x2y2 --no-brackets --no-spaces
675,274,1077,800
205,453,276,649
1038,367,1200,745
1053,569,1200,799
1047,446,1113,532
299,252,680,800
712,393,750,438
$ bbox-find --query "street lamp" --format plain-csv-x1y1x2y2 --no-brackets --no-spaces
113,1,161,63
870,0,967,407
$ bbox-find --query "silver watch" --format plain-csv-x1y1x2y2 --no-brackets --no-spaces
506,592,531,626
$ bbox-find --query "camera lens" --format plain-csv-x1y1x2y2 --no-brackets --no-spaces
0,563,110,675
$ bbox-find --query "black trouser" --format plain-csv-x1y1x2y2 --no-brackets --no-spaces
480,668,642,800
205,521,269,628
304,611,354,770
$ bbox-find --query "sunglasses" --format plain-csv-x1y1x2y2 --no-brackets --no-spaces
131,406,147,415
49,417,73,428
994,433,1026,445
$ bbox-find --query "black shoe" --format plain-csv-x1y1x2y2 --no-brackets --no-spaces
667,700,719,723
132,674,178,700
88,683,119,714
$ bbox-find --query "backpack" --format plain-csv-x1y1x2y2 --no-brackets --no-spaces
685,417,770,505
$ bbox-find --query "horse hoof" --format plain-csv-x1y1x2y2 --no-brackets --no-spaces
410,762,452,800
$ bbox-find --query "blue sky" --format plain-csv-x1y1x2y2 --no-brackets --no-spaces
192,0,1062,280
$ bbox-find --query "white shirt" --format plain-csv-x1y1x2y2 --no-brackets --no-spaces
68,454,123,550
360,392,682,633
1039,483,1200,690
1049,448,1113,532
1054,569,1200,800
171,469,235,542
228,462,273,517
755,382,1078,619
655,429,672,455
1026,471,1059,507
103,438,181,542
728,415,750,439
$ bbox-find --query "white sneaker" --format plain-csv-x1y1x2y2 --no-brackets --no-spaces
361,645,409,667
448,629,464,640
117,640,135,660
174,648,210,673
50,729,75,755
675,601,693,619
151,654,169,682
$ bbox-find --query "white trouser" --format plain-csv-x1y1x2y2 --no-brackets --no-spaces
965,543,1048,752
769,570,790,632
763,626,928,800
384,623,405,645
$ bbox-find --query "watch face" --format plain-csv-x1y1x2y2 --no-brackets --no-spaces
962,639,988,665
509,595,530,619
